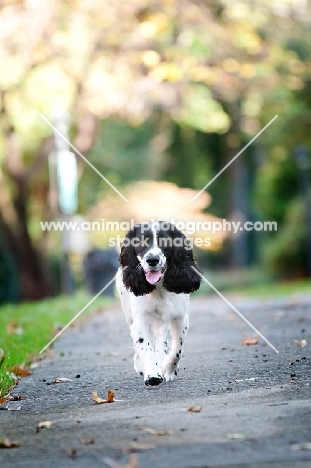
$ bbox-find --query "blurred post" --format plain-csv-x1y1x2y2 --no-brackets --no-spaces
295,145,311,277
53,111,78,294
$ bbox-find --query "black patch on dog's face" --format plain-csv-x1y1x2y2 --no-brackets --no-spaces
131,223,154,258
119,222,201,296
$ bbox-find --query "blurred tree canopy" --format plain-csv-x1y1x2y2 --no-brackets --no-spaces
0,0,311,300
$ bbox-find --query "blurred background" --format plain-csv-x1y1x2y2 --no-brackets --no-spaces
1,0,311,304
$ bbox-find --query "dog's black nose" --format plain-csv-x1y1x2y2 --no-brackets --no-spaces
146,255,160,267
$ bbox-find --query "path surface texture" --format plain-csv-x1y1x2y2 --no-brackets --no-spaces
1,294,311,468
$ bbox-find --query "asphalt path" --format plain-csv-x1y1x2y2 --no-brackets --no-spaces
1,293,311,468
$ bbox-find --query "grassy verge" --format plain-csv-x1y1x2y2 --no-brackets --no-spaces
0,292,114,398
229,279,311,297
196,268,311,298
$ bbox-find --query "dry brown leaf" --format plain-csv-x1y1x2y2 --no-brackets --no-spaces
0,396,7,404
0,437,20,448
7,321,17,334
82,439,94,445
142,427,172,436
7,322,23,335
241,336,258,346
187,405,202,413
9,365,31,378
92,390,123,404
294,339,307,348
66,448,77,459
7,395,27,402
36,421,52,432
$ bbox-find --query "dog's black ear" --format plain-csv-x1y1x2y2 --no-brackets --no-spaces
119,226,155,297
163,228,201,294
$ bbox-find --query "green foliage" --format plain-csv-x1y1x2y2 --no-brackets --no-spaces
164,124,214,190
1,0,311,281
79,118,162,209
254,156,299,223
180,85,230,133
263,197,308,277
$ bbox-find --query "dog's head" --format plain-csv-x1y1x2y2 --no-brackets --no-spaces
119,221,201,296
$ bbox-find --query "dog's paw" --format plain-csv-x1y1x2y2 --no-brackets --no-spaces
162,360,178,382
144,374,163,386
163,369,177,382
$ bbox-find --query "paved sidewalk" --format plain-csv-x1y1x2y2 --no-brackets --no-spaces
1,294,311,468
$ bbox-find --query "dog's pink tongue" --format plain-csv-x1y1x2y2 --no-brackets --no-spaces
146,271,162,284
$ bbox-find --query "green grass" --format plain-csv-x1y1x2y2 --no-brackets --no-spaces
230,278,311,297
196,268,311,298
0,292,114,398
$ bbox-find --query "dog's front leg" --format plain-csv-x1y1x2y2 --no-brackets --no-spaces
130,316,163,386
162,314,189,382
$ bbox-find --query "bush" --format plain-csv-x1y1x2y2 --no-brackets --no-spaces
263,197,308,278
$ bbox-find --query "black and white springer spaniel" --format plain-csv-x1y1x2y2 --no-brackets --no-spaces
116,221,201,386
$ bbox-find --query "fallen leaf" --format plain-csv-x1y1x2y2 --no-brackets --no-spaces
8,405,22,411
235,378,256,383
92,390,123,404
7,322,23,335
0,438,20,448
0,396,7,404
30,362,40,369
128,442,155,451
291,442,311,451
142,427,172,435
9,366,31,378
227,433,246,440
66,448,77,459
36,421,52,432
187,405,202,413
294,339,307,348
46,377,74,385
241,336,258,346
104,454,138,468
7,395,27,401
0,404,22,411
0,404,9,411
82,439,94,445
